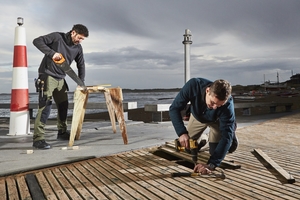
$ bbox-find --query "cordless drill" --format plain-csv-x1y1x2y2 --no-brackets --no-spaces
175,138,198,165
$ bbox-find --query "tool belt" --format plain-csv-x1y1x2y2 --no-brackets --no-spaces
35,74,48,92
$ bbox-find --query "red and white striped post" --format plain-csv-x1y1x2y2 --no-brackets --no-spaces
8,17,30,136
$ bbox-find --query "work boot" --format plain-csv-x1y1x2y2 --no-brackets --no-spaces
33,140,51,150
57,130,70,140
228,133,239,153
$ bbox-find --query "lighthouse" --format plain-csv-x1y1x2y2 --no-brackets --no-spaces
8,17,30,136
182,29,192,84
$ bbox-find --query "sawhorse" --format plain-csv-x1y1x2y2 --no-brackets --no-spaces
68,85,128,146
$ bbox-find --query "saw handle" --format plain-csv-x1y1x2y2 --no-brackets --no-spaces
52,53,66,64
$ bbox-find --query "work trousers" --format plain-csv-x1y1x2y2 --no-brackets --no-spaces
187,113,221,155
33,76,69,141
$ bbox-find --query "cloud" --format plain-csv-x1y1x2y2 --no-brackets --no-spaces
85,47,182,69
0,0,300,93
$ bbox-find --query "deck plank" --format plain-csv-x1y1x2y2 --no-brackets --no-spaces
68,163,109,199
78,161,122,200
113,154,182,200
16,175,32,200
42,169,69,199
103,156,163,199
0,178,7,200
51,167,81,199
35,171,58,200
87,159,136,199
59,166,95,199
6,176,19,200
95,159,155,199
253,148,295,183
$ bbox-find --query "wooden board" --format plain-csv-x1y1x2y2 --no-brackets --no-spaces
253,148,295,183
69,86,128,146
160,141,241,169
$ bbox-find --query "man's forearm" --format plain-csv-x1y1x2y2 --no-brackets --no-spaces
169,106,187,137
207,138,231,167
33,37,55,57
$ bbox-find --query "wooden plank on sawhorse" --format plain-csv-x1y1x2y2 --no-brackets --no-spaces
68,85,128,147
253,148,295,184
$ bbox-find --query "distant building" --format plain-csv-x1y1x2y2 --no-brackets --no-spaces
288,73,300,84
260,81,287,91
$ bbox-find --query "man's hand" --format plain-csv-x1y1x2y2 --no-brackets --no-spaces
179,133,190,149
76,85,87,92
53,53,62,61
193,163,213,175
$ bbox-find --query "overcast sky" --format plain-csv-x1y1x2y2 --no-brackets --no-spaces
1,0,300,94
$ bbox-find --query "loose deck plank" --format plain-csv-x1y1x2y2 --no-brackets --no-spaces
162,142,241,169
253,148,295,183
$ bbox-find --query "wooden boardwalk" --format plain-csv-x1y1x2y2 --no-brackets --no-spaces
1,112,300,199
0,146,299,200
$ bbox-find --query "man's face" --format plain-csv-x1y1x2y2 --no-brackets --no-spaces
71,30,86,45
205,87,226,110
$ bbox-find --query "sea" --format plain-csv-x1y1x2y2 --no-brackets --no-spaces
0,90,179,118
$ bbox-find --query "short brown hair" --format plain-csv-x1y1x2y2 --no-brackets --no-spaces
209,79,232,101
71,24,89,37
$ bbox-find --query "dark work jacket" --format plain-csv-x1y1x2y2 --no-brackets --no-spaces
33,32,85,82
169,78,236,167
